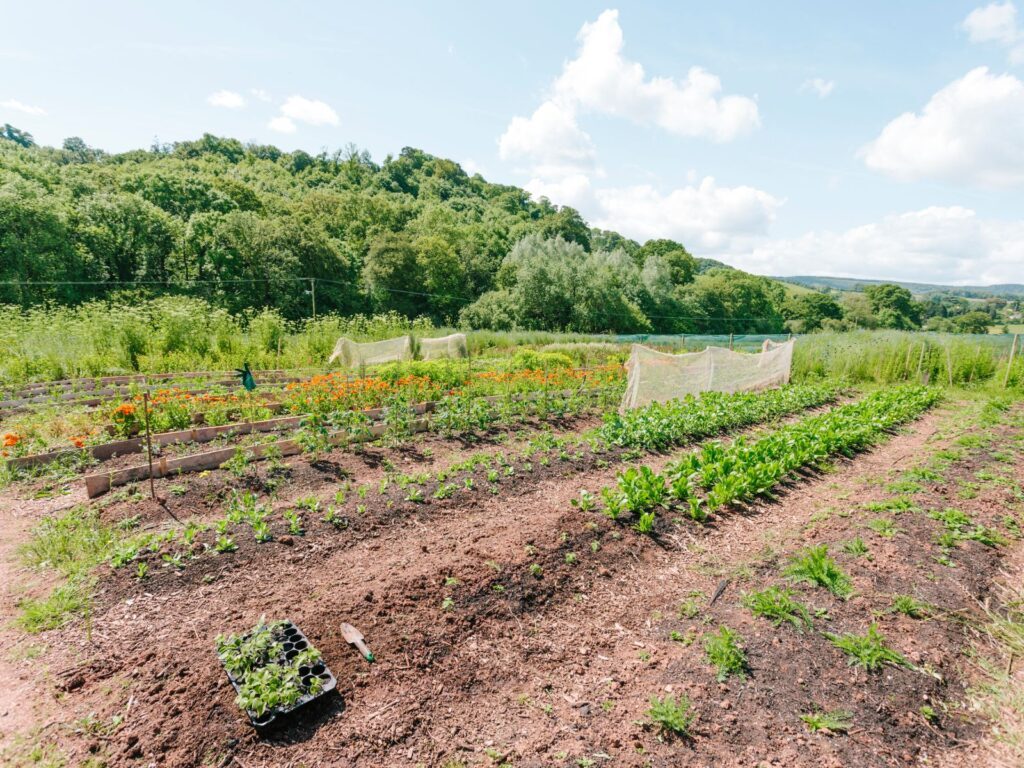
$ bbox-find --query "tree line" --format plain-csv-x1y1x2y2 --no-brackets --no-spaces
0,127,1011,335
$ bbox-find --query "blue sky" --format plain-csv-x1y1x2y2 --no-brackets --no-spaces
3,1,1024,284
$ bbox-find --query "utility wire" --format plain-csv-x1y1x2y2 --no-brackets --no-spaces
2,276,793,324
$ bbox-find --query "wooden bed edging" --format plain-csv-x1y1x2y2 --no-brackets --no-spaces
82,418,430,498
78,386,609,497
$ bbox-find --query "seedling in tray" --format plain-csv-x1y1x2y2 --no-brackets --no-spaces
216,618,336,729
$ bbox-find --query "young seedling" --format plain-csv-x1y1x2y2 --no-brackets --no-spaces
825,623,909,671
800,709,852,734
784,545,852,599
704,626,747,681
743,586,812,631
841,537,869,557
867,517,899,538
890,594,929,619
322,506,348,530
214,535,238,553
646,695,694,737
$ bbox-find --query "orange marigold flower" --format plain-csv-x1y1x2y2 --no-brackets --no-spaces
70,436,86,448
3,432,20,447
115,403,136,416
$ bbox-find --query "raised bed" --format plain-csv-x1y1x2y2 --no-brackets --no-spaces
82,417,430,497
80,387,610,497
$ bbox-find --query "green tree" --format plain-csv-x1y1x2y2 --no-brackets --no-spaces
952,311,992,334
363,232,427,318
863,284,920,329
782,293,843,332
1,124,34,147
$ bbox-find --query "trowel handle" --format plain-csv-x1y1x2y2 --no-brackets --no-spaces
354,638,375,662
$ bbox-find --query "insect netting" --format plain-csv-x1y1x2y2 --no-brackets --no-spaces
417,333,469,361
327,335,414,368
620,339,795,410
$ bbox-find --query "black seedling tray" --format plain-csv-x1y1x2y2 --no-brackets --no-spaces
219,619,336,729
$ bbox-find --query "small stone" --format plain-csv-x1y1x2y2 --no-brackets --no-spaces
720,700,732,710
279,535,294,546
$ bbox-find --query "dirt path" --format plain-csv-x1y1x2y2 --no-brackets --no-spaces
0,487,86,748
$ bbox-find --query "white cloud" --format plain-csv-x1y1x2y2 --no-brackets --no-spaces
498,100,596,175
1,98,46,116
743,206,1024,285
206,90,245,109
498,9,758,179
250,88,272,102
279,95,339,127
800,77,835,98
267,115,297,133
592,177,782,252
963,2,1024,63
521,173,780,254
861,66,1024,186
552,10,760,141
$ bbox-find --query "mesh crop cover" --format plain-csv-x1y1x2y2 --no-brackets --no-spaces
418,333,469,361
620,339,795,410
328,335,413,367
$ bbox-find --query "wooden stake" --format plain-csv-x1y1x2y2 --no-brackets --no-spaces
1004,334,1019,389
142,392,156,500
915,342,927,381
946,345,954,387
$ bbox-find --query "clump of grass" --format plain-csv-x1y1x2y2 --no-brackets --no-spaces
646,695,694,736
20,506,118,577
704,626,747,681
826,623,909,671
17,580,92,633
891,594,929,619
743,586,812,631
784,545,852,599
800,709,852,734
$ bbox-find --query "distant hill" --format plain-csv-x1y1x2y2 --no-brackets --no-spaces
778,275,1024,299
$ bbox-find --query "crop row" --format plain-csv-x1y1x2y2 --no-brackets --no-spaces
94,383,842,580
596,385,942,528
1,362,623,457
599,382,842,452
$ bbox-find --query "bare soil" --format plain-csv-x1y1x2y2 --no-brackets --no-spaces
1,398,1022,768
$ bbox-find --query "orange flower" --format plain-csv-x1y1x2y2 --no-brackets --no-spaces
115,403,136,416
70,436,86,448
3,432,20,447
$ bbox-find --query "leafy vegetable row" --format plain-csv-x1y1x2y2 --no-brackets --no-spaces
599,383,841,452
597,385,941,528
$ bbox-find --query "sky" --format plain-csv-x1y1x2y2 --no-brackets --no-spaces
3,0,1024,285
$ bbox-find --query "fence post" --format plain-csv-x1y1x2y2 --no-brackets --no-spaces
142,392,156,501
1004,334,1019,389
728,333,734,351
309,278,317,320
946,345,954,387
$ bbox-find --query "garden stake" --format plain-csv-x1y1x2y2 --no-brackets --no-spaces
341,622,375,662
143,392,156,501
1004,334,1019,389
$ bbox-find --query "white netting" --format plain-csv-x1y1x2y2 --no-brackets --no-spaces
327,335,413,367
418,333,469,361
620,339,795,410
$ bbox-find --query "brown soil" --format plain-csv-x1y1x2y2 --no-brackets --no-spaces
1,398,1022,767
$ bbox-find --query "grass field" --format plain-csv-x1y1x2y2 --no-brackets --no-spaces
0,331,1022,767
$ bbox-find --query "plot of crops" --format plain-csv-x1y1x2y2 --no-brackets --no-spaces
1,345,1023,768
